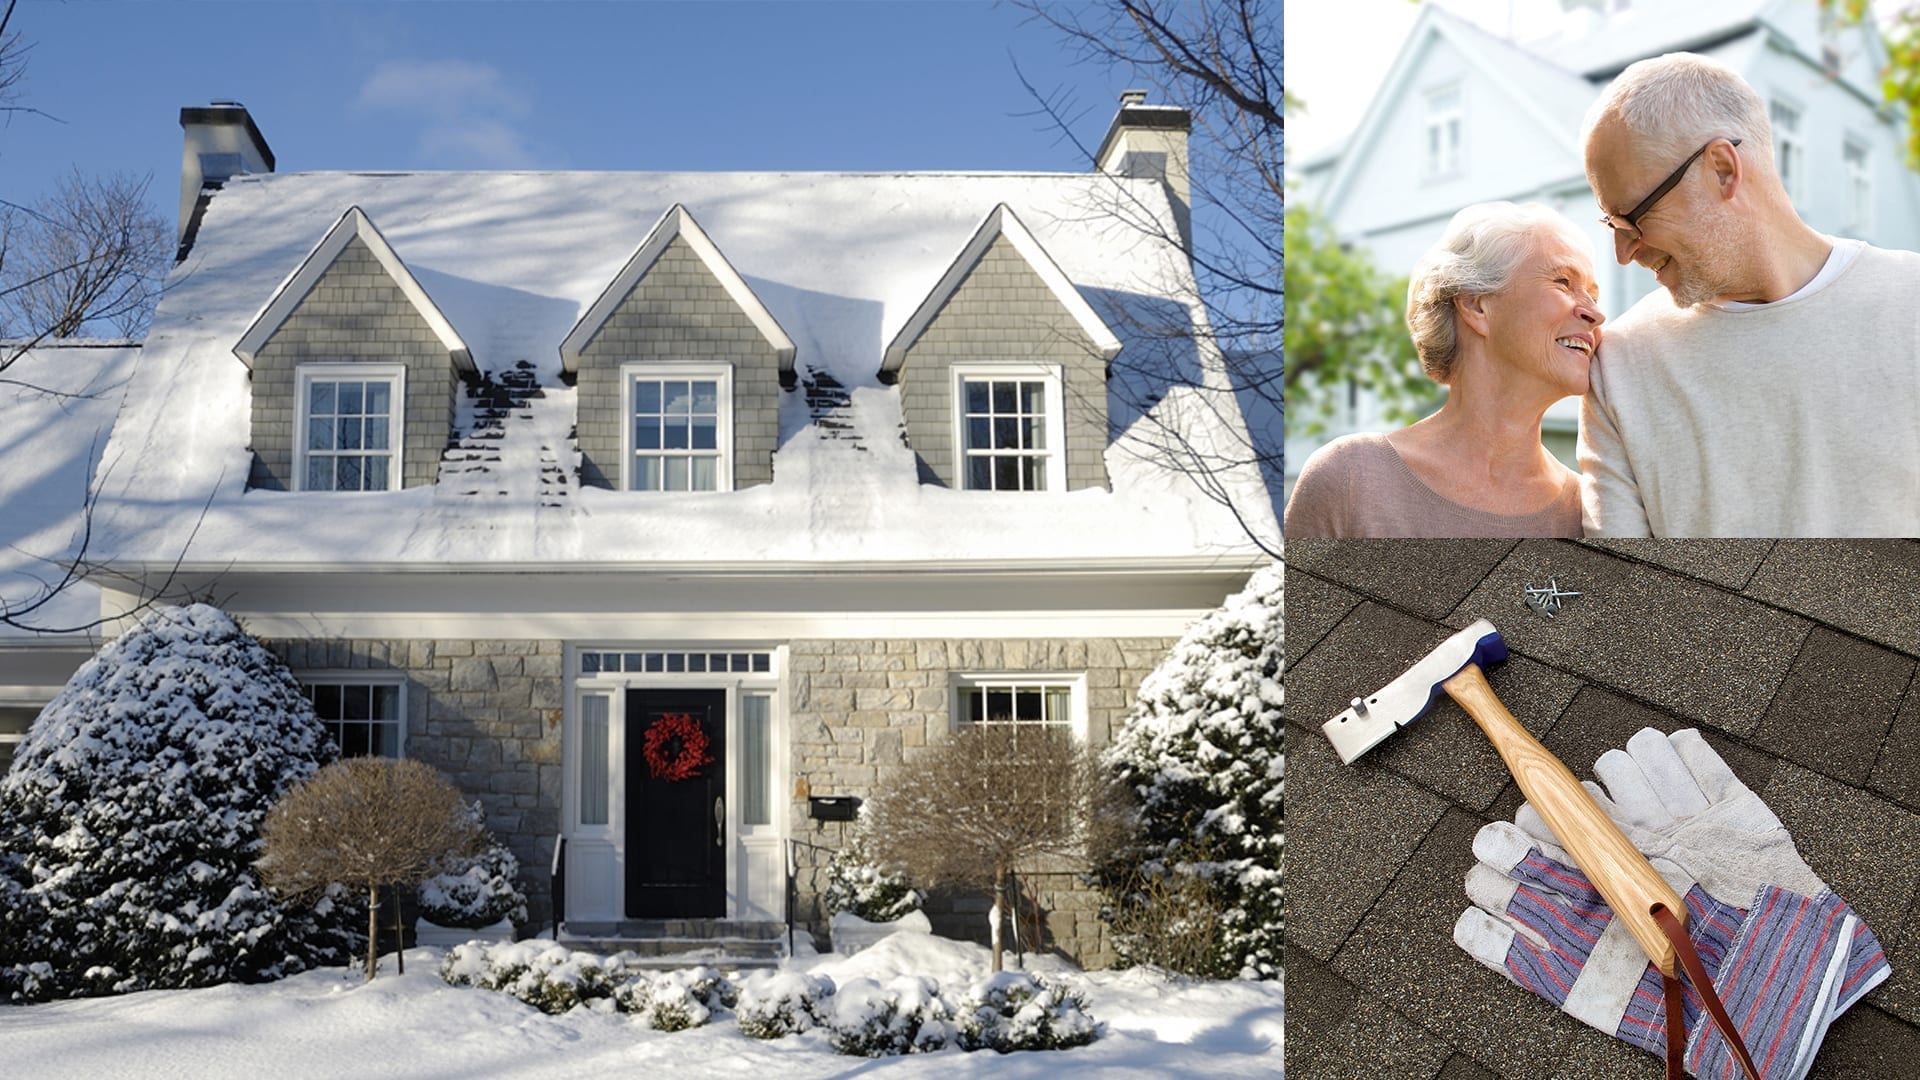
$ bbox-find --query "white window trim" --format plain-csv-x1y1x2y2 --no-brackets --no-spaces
1770,96,1806,206
1843,135,1873,237
619,362,734,493
950,363,1067,493
950,672,1088,741
1423,82,1465,180
294,363,406,493
297,671,408,758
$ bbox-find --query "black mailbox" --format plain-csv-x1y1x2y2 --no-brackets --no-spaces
808,795,862,822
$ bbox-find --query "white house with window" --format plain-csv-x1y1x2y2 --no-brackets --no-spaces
0,96,1273,967
1288,0,1920,492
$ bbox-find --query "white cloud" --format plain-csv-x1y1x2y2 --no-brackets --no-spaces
354,59,537,168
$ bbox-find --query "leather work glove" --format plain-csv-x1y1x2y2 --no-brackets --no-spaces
1453,727,1889,1080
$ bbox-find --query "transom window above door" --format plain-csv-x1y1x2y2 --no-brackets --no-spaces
625,365,732,492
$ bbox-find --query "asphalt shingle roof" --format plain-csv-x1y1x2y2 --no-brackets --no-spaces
1285,538,1920,1079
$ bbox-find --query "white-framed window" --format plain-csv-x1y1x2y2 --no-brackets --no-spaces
296,364,403,492
621,363,733,492
952,674,1086,739
0,704,38,774
951,364,1066,492
577,693,611,827
1771,98,1806,205
300,677,405,758
1424,83,1464,179
1843,137,1872,237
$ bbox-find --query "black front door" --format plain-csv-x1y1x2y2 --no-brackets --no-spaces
625,688,726,918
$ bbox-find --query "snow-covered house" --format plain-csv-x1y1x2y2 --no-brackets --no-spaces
1287,0,1920,487
6,99,1273,965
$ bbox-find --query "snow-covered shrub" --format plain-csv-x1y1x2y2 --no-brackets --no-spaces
0,605,360,1001
439,941,625,1015
822,809,921,923
617,965,736,1031
1096,561,1284,980
826,975,954,1057
418,802,528,929
953,971,1098,1052
735,970,836,1039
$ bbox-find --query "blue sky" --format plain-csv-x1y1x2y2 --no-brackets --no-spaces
1,0,1136,227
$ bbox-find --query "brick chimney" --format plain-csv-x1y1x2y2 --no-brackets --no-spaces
177,101,276,260
1095,90,1193,248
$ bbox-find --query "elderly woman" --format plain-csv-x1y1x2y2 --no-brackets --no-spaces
1284,202,1603,538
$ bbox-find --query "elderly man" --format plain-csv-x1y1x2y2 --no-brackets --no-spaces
1578,52,1920,536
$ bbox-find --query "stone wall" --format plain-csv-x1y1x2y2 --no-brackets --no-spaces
249,235,458,491
786,635,1173,967
267,636,565,931
899,233,1111,492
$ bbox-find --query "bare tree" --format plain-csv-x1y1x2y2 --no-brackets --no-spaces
259,758,483,981
1,169,170,344
1017,0,1283,540
865,725,1097,972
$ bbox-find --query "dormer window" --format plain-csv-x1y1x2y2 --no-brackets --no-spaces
296,364,403,492
953,364,1065,491
623,363,732,492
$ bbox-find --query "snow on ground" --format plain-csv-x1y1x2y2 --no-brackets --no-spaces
0,932,1282,1079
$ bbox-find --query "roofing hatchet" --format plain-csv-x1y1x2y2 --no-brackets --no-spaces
1323,618,1686,977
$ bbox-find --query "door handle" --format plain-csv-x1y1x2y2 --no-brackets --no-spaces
714,795,725,848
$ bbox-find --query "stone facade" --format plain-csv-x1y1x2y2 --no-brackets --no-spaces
575,236,783,490
266,636,566,931
248,236,459,491
785,635,1172,967
899,234,1111,492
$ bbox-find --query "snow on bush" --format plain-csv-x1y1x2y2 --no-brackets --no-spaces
735,970,836,1039
418,802,529,929
618,966,737,1031
0,604,360,1001
953,970,1098,1052
1098,561,1284,979
826,975,955,1056
441,942,627,1015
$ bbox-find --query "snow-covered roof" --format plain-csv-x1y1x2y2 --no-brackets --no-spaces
94,169,1274,570
0,342,137,639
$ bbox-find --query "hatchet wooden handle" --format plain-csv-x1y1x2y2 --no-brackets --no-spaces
1442,663,1685,976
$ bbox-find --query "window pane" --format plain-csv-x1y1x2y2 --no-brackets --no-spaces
965,381,990,413
1023,456,1045,491
365,382,391,415
312,683,341,719
692,381,718,413
1045,687,1072,724
666,653,685,673
664,381,691,414
307,458,333,491
691,415,717,451
1021,382,1045,414
580,695,609,826
310,382,335,415
344,685,371,721
635,418,661,451
1016,688,1043,722
340,418,363,450
582,652,602,674
373,722,401,758
634,380,661,415
664,420,690,450
365,456,390,491
633,457,660,491
308,419,334,451
994,457,1019,491
665,457,689,491
374,685,400,719
965,688,984,725
751,653,770,673
966,417,990,450
339,456,363,491
986,689,1013,724
1024,418,1045,450
365,417,389,451
340,723,371,758
994,417,1020,449
967,458,991,491
690,456,717,491
340,382,364,415
688,654,708,673
992,381,1016,412
742,695,770,826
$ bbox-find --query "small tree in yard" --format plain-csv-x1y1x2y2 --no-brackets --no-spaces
866,725,1093,973
261,758,482,981
1097,560,1282,979
0,604,361,1001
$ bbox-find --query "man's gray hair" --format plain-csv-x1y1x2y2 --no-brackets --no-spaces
1583,52,1774,169
1406,202,1591,383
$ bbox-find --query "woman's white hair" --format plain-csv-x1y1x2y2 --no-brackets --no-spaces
1583,52,1773,170
1405,201,1591,383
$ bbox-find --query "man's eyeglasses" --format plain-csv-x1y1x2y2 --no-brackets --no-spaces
1599,137,1742,234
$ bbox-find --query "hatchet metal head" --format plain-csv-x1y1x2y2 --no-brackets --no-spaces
1322,618,1508,764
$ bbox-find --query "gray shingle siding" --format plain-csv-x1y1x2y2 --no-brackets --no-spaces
900,235,1110,491
247,236,458,491
575,238,781,491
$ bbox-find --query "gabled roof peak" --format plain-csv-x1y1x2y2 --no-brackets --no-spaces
880,203,1122,382
558,203,796,379
232,205,473,375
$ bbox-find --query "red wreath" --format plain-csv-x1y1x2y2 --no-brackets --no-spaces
643,713,714,782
